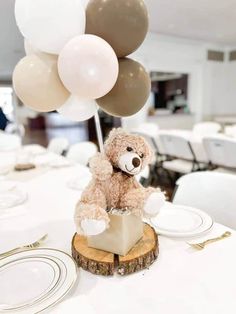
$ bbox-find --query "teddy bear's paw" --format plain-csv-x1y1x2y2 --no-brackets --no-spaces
81,218,107,236
144,192,166,217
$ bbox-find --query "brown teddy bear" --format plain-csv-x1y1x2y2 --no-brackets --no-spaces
75,128,165,236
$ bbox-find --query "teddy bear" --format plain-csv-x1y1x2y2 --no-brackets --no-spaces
74,128,166,236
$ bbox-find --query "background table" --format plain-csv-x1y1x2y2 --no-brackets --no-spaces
1,166,236,314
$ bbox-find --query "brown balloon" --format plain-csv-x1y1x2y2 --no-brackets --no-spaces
97,58,151,117
13,53,70,112
86,0,148,58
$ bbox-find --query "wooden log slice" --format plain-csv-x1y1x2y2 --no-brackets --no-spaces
72,233,115,276
14,163,36,171
117,224,158,276
71,224,158,276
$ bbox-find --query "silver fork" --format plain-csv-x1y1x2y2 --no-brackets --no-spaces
0,234,48,258
187,231,231,250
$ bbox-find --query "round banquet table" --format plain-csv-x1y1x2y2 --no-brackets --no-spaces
0,165,236,314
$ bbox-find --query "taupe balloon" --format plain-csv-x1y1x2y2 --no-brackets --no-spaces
13,53,70,112
97,58,151,117
86,0,148,58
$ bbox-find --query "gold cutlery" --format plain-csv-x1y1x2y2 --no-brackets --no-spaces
188,231,231,250
0,234,48,258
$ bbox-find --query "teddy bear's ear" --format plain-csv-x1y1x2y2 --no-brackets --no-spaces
105,128,127,145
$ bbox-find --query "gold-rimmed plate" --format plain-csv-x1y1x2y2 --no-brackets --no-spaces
151,203,213,238
0,249,78,313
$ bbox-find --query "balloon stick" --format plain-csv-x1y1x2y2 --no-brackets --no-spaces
94,111,104,153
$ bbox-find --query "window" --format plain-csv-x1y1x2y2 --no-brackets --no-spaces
0,86,14,120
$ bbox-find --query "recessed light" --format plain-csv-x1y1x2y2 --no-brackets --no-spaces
168,24,175,29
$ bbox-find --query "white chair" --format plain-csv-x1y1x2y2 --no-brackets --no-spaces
159,133,197,174
203,135,236,173
47,137,69,155
66,141,98,166
193,122,221,137
173,171,236,229
134,123,159,137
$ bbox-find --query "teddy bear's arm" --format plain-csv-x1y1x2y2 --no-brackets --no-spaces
89,153,113,181
120,187,166,217
120,187,155,215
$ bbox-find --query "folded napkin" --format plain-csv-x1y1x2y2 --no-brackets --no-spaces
22,144,46,156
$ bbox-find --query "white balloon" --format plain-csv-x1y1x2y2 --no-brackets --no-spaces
57,96,97,122
24,39,40,55
15,0,85,54
81,0,90,8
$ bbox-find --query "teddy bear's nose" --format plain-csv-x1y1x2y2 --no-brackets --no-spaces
132,157,141,168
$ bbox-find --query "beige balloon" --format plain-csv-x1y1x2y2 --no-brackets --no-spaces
13,53,70,112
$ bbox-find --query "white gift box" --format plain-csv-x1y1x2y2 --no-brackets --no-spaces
87,209,143,256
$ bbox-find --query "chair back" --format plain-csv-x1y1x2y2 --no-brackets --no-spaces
47,137,69,155
173,171,236,229
159,133,194,160
203,135,236,168
66,142,98,166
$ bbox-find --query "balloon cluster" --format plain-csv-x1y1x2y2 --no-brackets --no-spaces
13,0,150,121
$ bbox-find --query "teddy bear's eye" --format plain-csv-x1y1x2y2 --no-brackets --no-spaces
127,147,133,152
140,153,144,158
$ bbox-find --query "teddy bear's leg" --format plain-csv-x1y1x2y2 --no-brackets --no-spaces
120,187,166,218
75,203,110,236
75,186,109,236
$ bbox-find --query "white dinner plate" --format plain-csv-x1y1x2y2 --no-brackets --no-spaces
0,181,17,193
33,153,57,167
0,257,61,311
0,249,78,313
49,158,71,169
22,145,46,156
0,189,27,211
151,203,213,238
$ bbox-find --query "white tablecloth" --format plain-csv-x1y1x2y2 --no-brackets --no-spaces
1,166,236,314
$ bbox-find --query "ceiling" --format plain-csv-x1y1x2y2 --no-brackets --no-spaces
1,0,236,81
145,0,236,45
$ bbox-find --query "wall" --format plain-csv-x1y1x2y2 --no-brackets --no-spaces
202,56,236,118
131,33,236,122
224,61,236,116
